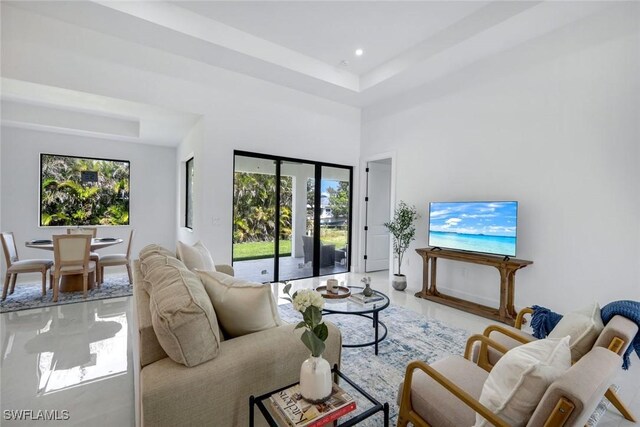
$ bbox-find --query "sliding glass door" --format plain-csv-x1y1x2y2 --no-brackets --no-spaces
232,152,352,283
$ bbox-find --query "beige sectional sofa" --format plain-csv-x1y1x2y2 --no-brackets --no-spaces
133,256,342,427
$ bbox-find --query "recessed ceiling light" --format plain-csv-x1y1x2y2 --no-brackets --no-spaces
355,49,364,57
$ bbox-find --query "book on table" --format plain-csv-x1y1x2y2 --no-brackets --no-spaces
349,292,384,305
270,383,356,427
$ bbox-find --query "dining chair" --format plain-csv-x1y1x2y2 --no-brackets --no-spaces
1,232,53,300
51,234,96,302
99,229,135,283
67,227,102,285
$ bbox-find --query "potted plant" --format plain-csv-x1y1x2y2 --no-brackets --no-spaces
384,201,419,291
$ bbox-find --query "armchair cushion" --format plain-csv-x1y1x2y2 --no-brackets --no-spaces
399,355,489,427
475,336,571,427
548,302,604,361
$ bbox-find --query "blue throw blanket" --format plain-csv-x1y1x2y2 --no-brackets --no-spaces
530,300,640,370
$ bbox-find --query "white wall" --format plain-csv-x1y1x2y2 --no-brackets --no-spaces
361,6,640,312
0,127,177,278
0,5,361,266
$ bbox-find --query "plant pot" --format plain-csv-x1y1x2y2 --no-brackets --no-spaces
392,274,407,291
299,355,332,403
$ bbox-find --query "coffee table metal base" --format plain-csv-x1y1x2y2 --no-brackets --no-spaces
323,311,388,355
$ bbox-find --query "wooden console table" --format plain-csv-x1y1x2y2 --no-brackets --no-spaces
415,248,533,325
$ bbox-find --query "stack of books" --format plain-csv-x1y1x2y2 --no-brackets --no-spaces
270,383,356,427
349,292,384,305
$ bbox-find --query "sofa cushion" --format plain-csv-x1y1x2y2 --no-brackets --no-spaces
147,258,221,367
139,244,175,260
548,302,604,361
475,336,571,427
176,240,216,272
197,271,281,338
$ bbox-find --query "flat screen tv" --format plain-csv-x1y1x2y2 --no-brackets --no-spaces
40,153,130,226
428,201,518,257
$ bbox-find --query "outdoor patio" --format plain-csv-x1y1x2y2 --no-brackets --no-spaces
232,255,348,283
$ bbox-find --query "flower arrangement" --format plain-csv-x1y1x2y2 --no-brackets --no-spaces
283,283,328,357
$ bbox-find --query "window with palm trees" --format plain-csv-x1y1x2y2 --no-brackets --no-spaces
40,154,130,226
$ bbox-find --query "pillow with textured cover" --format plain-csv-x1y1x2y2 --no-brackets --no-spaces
177,240,216,272
474,336,571,427
197,270,281,338
548,302,604,361
145,257,221,367
139,243,175,260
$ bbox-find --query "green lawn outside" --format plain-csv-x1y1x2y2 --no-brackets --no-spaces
233,228,348,261
233,240,291,261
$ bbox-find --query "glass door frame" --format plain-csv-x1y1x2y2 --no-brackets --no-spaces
232,150,353,282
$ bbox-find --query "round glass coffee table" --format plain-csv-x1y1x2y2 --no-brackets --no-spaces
322,286,389,355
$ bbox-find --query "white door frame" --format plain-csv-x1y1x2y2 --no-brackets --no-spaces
356,151,396,274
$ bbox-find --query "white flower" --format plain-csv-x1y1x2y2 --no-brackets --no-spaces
292,289,325,313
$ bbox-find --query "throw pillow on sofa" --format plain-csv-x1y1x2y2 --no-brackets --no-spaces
147,258,222,367
548,302,604,361
139,243,176,260
177,240,217,272
474,336,571,427
197,270,282,338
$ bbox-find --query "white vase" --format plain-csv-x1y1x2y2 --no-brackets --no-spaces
299,355,332,403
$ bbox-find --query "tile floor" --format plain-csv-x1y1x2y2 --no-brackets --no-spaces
1,271,637,426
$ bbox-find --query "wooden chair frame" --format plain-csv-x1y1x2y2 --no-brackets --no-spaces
397,333,578,427
52,234,96,302
99,229,135,284
1,232,52,300
66,227,102,284
486,307,636,423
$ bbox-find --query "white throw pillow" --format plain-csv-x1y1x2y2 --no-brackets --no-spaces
548,302,604,361
474,336,571,427
197,271,282,338
176,240,217,272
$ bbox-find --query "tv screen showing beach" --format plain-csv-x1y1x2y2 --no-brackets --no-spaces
428,201,518,256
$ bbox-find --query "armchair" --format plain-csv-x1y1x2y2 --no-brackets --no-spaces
397,334,622,427
471,307,638,422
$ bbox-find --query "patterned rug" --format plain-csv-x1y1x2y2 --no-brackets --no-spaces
279,303,616,426
0,274,132,313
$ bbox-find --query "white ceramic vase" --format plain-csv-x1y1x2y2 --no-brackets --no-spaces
299,355,332,403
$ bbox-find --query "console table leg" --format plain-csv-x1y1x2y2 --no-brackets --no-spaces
420,255,430,295
498,268,508,320
506,269,517,318
428,258,438,296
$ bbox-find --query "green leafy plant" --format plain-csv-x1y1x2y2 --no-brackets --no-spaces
40,155,130,226
283,283,328,357
384,201,419,276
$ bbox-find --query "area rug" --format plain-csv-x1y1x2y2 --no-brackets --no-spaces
0,274,132,313
279,303,617,426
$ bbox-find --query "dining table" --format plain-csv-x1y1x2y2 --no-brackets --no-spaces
25,238,124,292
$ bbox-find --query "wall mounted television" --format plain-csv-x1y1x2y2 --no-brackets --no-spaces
428,201,518,257
40,153,130,226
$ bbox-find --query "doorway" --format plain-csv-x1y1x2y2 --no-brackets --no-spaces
364,158,392,272
232,151,353,283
